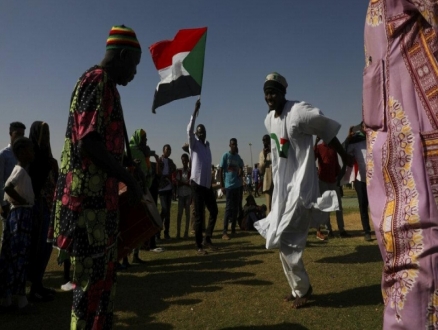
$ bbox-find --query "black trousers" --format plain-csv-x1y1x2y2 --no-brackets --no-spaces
354,180,371,234
191,181,218,248
159,189,173,236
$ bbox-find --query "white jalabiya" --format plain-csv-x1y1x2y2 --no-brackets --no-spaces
254,100,340,298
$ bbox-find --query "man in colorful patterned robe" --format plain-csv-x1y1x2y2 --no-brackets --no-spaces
364,1,438,328
50,25,143,329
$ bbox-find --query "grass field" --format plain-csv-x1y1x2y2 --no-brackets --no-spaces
1,194,385,330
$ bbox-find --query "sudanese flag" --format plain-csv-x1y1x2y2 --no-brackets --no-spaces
149,27,207,113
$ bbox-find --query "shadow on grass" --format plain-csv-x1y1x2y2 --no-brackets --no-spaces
309,284,382,308
114,270,268,327
315,245,382,264
33,248,275,329
221,324,309,330
114,245,276,327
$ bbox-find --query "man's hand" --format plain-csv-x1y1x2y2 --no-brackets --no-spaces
263,147,270,158
182,143,190,153
193,99,201,117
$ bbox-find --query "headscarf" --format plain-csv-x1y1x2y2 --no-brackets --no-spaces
129,129,152,188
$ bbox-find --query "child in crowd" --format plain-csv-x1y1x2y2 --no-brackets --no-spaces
175,153,191,239
0,137,35,313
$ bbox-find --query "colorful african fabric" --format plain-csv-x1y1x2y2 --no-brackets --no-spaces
50,65,124,329
149,27,207,113
71,244,117,330
106,25,141,52
364,1,438,328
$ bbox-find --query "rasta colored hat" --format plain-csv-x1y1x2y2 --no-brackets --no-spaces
106,25,141,52
264,72,288,95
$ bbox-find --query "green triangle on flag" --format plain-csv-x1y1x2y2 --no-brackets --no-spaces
183,31,207,87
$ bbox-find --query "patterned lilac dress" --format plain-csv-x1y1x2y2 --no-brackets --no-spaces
364,1,438,328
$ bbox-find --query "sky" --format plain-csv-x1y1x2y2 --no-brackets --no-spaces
0,0,369,168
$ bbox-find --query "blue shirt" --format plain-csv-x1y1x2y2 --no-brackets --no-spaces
219,152,243,189
0,144,17,206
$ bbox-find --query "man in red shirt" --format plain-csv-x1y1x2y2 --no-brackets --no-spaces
314,136,349,239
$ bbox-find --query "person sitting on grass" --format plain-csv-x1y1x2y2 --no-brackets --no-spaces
242,195,266,231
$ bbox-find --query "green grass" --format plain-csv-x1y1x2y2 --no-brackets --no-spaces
1,200,384,330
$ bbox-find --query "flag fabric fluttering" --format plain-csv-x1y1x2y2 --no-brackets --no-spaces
149,27,207,113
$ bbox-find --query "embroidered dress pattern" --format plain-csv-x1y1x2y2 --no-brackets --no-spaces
380,97,423,322
399,17,438,129
421,131,438,206
427,289,438,329
364,2,438,328
366,130,378,185
366,0,384,27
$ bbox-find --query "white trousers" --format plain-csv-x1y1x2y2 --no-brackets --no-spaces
279,206,311,298
318,180,345,231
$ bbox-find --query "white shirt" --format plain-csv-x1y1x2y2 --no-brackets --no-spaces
176,168,192,197
188,115,212,188
4,165,34,208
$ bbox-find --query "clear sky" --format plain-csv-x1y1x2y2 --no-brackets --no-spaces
0,0,369,167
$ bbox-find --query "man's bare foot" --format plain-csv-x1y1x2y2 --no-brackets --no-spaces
284,293,294,302
291,285,313,309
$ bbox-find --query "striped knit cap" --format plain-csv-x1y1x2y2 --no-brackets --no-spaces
106,25,141,52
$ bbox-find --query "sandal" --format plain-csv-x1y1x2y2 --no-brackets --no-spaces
292,285,313,309
197,248,208,255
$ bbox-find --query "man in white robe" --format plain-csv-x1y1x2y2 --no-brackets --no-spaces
254,72,351,308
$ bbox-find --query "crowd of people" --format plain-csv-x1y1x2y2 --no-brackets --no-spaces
2,2,438,328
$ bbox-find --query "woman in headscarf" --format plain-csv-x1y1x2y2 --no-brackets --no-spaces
125,129,162,264
129,129,151,189
28,121,58,301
